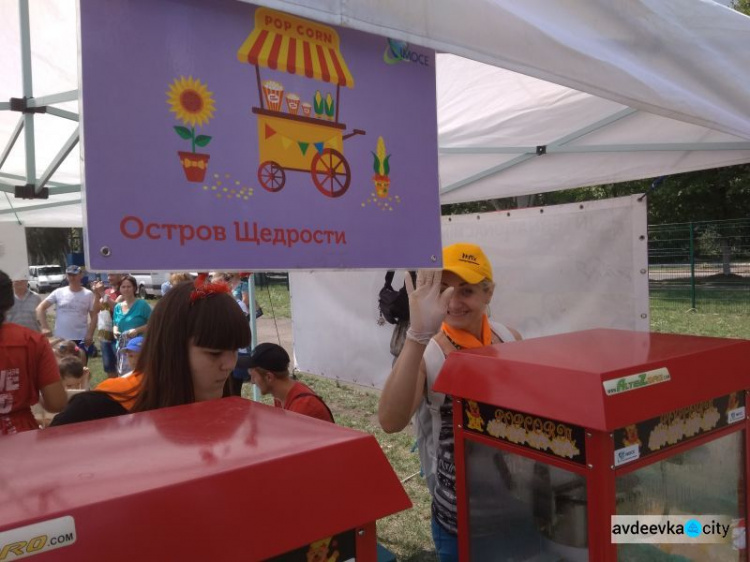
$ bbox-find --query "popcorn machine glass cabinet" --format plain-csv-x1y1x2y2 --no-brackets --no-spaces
616,431,745,562
463,439,589,561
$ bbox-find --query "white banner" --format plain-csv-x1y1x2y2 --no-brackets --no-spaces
0,223,29,281
290,195,649,388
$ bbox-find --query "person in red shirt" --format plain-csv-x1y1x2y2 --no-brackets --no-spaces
0,270,67,435
240,343,334,423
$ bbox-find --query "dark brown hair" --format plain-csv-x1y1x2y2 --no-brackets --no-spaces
129,281,250,412
118,275,138,295
0,270,12,328
58,356,85,378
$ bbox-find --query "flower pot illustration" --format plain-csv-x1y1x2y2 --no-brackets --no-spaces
167,76,216,183
178,151,210,183
373,174,391,198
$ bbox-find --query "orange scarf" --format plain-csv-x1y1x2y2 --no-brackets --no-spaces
95,372,143,411
441,315,492,349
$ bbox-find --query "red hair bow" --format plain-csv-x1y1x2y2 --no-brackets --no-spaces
190,273,230,303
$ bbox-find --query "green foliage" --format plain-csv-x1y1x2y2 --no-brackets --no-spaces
194,135,212,147
173,126,192,139
25,228,74,265
442,163,750,228
733,0,750,16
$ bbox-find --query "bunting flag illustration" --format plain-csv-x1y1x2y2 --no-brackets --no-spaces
262,127,339,156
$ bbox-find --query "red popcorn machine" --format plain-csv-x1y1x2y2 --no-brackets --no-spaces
433,328,750,561
0,398,411,561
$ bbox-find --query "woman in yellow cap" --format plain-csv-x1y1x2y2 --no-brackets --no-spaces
378,242,521,561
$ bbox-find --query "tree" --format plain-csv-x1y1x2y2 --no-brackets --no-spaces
733,0,750,16
25,228,75,265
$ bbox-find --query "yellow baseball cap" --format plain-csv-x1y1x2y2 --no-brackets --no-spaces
442,243,493,284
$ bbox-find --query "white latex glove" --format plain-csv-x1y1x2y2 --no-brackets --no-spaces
404,270,454,344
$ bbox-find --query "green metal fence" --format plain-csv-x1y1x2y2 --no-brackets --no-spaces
649,219,750,312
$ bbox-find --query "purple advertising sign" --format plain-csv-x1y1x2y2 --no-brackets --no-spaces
80,0,442,271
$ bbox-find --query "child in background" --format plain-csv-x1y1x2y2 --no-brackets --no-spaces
52,338,88,367
33,355,89,427
119,336,144,377
58,356,90,390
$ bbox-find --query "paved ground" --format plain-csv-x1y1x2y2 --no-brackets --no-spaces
254,315,293,357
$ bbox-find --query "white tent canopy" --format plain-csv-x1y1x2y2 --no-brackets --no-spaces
2,0,750,225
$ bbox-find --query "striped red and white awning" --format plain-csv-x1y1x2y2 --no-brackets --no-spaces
237,7,354,88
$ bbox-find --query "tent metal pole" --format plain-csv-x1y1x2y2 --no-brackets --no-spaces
440,146,532,154
0,117,24,170
552,142,750,153
27,90,78,107
47,184,81,195
2,193,22,224
45,107,79,122
0,171,70,188
37,127,79,191
0,183,81,195
441,141,750,155
18,0,37,192
441,107,638,195
440,153,536,194
0,198,81,216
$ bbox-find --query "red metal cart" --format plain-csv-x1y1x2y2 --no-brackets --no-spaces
0,398,410,561
435,328,750,561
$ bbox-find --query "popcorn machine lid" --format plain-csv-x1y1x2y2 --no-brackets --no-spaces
0,398,411,561
433,328,750,431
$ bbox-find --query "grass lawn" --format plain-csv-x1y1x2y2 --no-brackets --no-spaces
82,287,749,561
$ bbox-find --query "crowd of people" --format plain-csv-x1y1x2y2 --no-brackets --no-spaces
0,268,331,432
2,241,511,559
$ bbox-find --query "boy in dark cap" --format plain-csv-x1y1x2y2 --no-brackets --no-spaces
237,343,333,423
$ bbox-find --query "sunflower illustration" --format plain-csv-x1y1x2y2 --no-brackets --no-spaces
167,76,215,128
168,76,216,182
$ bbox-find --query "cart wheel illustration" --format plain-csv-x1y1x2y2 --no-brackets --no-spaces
258,161,286,192
311,149,351,198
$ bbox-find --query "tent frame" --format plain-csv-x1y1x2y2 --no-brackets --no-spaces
440,107,750,195
0,0,81,221
3,0,750,221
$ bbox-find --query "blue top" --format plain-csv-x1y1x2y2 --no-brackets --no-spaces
233,279,248,302
113,299,152,333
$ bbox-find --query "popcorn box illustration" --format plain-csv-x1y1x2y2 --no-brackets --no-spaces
285,93,300,115
262,80,284,111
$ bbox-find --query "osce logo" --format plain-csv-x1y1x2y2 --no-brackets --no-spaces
383,39,429,66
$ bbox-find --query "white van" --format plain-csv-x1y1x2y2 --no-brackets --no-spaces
130,272,170,298
28,265,65,293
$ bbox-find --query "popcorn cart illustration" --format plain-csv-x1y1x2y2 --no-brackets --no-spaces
237,8,365,198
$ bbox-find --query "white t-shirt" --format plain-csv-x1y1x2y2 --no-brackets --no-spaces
44,287,95,340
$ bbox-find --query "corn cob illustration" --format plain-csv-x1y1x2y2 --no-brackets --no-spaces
325,93,335,120
371,136,391,198
313,90,324,119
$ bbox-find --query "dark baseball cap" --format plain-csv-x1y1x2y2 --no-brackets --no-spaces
235,343,290,372
66,265,82,275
